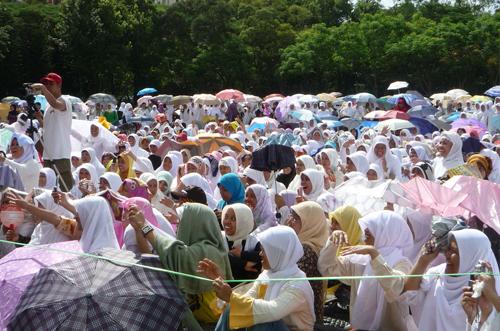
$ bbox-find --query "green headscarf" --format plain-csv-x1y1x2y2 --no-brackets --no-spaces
153,203,233,294
157,170,173,194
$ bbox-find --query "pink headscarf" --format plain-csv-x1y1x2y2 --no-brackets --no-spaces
121,197,159,227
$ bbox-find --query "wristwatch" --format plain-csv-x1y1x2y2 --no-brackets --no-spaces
141,224,154,237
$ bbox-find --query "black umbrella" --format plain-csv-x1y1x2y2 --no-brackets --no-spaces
8,249,187,331
251,144,295,171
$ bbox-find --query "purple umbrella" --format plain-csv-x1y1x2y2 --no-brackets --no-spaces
451,118,487,130
0,241,81,329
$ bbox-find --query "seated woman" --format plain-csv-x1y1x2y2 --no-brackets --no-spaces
70,164,99,199
221,203,261,283
345,151,369,176
198,225,316,331
433,131,464,179
366,136,402,180
410,161,435,181
287,201,329,323
288,155,316,191
118,178,149,199
38,168,57,190
245,184,277,231
98,172,122,192
216,173,245,210
319,210,414,330
403,229,500,331
126,203,232,330
300,169,337,212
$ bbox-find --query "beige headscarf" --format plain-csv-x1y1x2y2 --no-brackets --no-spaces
291,201,329,254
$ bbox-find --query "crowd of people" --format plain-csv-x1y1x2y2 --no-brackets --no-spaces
0,73,499,331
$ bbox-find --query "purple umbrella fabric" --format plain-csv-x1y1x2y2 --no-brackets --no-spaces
0,241,82,329
451,118,487,130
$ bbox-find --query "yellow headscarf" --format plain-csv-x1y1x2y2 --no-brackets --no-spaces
466,154,492,177
291,201,329,254
329,206,363,248
117,153,136,180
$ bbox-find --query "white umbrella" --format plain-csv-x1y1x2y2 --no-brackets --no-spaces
192,94,221,106
137,95,153,106
375,119,415,131
430,93,452,101
299,94,319,104
353,92,377,103
243,94,262,103
446,89,469,100
387,81,409,91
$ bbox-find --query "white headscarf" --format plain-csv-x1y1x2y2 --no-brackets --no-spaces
321,148,339,172
351,211,413,331
243,167,267,186
367,163,383,181
82,147,105,176
347,151,369,175
256,226,315,323
288,155,316,191
156,153,181,178
247,184,277,230
39,167,56,189
219,156,238,173
366,136,402,179
11,133,37,164
221,203,255,245
433,131,464,178
180,172,217,209
134,157,154,174
127,133,149,158
301,169,337,211
417,229,500,331
75,163,98,187
74,196,120,253
99,172,122,191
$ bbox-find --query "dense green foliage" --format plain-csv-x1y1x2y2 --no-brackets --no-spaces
0,0,498,99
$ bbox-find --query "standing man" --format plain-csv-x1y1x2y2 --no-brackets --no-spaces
32,73,73,192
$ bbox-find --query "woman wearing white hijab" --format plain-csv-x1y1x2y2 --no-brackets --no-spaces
366,163,384,182
345,151,370,175
403,229,500,331
319,210,414,331
81,147,105,177
433,131,464,178
288,155,316,191
70,163,99,199
127,133,149,158
219,156,238,175
245,184,277,231
367,135,402,180
178,172,217,209
71,123,109,160
243,167,267,187
198,225,315,330
156,153,182,179
0,133,41,191
320,148,344,187
38,167,57,190
300,169,337,212
99,172,122,192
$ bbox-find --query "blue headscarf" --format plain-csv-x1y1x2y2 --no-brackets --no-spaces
216,173,245,209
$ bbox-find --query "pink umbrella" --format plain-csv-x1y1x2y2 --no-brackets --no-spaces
364,110,389,120
380,110,410,120
394,177,469,217
451,125,487,138
443,176,500,234
216,89,245,101
0,241,82,329
451,118,487,129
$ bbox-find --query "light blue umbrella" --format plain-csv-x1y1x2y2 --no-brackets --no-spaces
445,112,461,122
322,119,343,128
484,85,500,98
387,93,417,105
290,109,316,122
407,105,438,118
492,114,500,131
137,88,158,96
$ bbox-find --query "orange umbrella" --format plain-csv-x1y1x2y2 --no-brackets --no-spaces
181,134,243,154
216,89,245,101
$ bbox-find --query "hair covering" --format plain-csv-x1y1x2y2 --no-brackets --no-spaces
76,163,98,187
157,171,174,194
243,167,267,186
301,169,326,201
433,131,464,178
11,133,37,164
410,146,430,162
217,173,245,209
417,229,500,331
329,206,363,247
276,165,296,188
291,201,329,254
134,157,154,174
127,133,149,158
82,147,105,176
351,211,413,331
347,152,369,174
120,178,149,199
288,155,317,191
256,226,315,321
367,163,383,181
156,153,181,178
247,184,277,230
278,190,297,208
155,203,233,294
466,154,492,177
117,153,135,180
321,148,339,171
411,161,435,181
74,196,120,253
99,172,122,191
461,137,484,155
219,156,238,173
39,167,56,189
221,203,255,244
366,136,402,179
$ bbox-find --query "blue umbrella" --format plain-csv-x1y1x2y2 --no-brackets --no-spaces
359,120,378,128
290,109,317,122
387,93,417,105
445,112,461,122
137,87,158,96
492,114,500,131
407,105,438,118
323,119,344,128
484,85,500,98
409,117,439,135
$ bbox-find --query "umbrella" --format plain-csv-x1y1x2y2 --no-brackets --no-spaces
407,105,438,118
182,133,243,154
137,95,153,106
408,117,440,135
263,93,285,102
468,95,491,103
216,89,244,101
430,93,451,101
446,88,469,100
387,93,417,105
263,96,284,104
87,93,117,105
152,94,173,104
0,128,13,152
0,241,82,330
289,109,317,122
243,94,262,103
299,94,319,104
451,118,487,130
1,97,20,104
484,85,500,98
192,94,220,106
351,92,377,103
444,112,461,123
323,119,344,129
375,97,394,110
316,93,336,102
7,249,187,331
248,117,279,132
136,87,158,96
375,119,415,131
492,115,500,132
330,92,343,97
12,100,27,108
387,81,409,91
264,133,301,147
426,118,452,131
251,144,296,171
380,110,410,120
71,120,118,153
275,96,301,121
340,117,362,129
359,120,378,129
443,176,500,234
451,125,487,137
364,110,389,120
172,95,191,106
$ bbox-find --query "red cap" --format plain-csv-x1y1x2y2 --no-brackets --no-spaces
40,72,62,85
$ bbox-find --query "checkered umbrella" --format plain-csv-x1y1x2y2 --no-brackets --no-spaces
8,249,187,331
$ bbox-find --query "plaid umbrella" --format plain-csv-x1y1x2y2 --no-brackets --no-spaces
8,249,187,331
